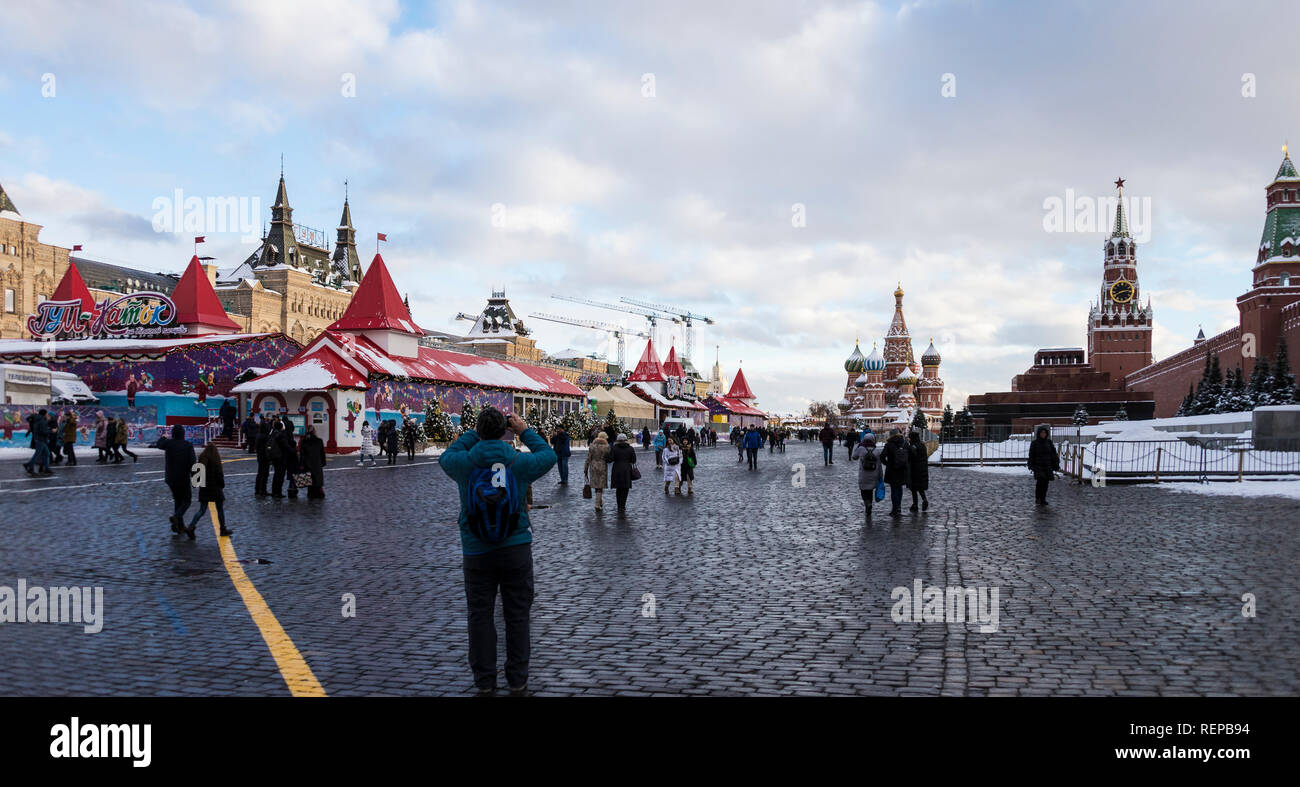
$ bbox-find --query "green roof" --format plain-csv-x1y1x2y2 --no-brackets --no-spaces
1259,201,1300,257
1277,154,1299,180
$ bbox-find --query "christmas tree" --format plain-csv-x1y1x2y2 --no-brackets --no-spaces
423,399,454,442
911,409,928,431
1270,337,1297,404
459,402,480,435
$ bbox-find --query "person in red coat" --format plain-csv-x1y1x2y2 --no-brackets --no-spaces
195,377,208,405
126,373,138,407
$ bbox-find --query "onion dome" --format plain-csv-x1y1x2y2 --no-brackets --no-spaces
921,338,941,366
837,398,851,412
894,283,905,298
854,373,868,388
896,367,917,384
864,342,886,372
844,342,866,373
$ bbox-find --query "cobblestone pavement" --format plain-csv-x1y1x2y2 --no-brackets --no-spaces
1,439,1297,696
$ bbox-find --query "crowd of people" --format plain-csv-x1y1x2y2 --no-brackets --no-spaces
20,408,139,475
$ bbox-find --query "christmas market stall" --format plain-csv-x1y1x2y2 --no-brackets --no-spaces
232,254,585,452
702,367,767,429
623,340,710,425
0,256,300,447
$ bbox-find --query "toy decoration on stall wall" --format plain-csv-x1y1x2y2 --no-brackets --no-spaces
343,399,362,435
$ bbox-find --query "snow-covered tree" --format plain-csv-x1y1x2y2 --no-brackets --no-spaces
459,402,481,435
940,404,955,439
1072,404,1089,426
1270,338,1297,404
1175,384,1194,417
1113,403,1128,421
423,399,454,442
1247,354,1272,408
911,409,928,431
955,406,974,437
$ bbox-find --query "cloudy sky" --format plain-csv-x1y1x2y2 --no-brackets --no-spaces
2,0,1297,414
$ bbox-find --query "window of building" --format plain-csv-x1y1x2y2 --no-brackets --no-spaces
4,288,13,313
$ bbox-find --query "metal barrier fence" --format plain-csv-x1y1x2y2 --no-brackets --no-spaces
940,437,1300,481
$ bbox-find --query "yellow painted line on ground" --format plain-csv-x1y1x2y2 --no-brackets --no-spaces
221,456,256,464
210,503,327,697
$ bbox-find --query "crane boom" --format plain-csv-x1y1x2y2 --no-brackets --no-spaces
617,297,715,365
529,311,650,373
550,294,678,347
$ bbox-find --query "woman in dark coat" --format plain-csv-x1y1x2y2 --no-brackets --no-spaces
187,442,232,538
384,420,399,464
299,425,327,499
1027,424,1060,506
608,433,639,514
907,430,930,511
254,422,271,496
879,429,911,517
271,423,301,498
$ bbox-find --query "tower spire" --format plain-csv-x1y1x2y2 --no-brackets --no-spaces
1111,177,1130,238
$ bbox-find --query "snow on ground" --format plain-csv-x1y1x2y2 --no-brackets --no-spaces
953,465,1031,476
1156,479,1300,501
0,446,164,459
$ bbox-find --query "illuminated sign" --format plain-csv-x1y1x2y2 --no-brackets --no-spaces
27,292,182,339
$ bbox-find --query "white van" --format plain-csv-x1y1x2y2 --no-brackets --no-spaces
0,363,53,406
661,417,697,433
50,371,99,405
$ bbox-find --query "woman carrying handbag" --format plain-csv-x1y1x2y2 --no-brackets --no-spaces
609,433,638,514
662,437,683,494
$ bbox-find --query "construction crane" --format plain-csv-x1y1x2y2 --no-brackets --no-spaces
618,297,715,366
529,312,650,373
550,294,679,347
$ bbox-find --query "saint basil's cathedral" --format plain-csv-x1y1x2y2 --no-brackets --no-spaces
835,284,945,431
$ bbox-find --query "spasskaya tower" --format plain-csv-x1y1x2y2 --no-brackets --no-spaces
1087,177,1153,385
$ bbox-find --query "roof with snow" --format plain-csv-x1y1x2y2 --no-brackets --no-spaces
172,255,242,331
234,330,584,397
705,394,766,417
627,339,666,382
726,367,755,400
327,253,423,335
231,345,368,392
626,381,708,411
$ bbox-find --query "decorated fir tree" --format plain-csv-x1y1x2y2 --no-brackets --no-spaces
423,399,454,442
459,402,480,435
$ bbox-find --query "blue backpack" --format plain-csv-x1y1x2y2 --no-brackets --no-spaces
465,460,521,544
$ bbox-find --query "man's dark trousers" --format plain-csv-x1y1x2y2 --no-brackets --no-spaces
463,542,534,691
746,446,758,470
822,444,833,465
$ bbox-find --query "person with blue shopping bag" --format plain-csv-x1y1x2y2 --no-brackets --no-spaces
851,434,884,523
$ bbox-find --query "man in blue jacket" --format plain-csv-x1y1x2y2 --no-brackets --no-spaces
743,424,762,470
439,407,556,696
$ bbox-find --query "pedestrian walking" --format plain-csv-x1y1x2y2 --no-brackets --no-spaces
270,422,301,498
300,424,327,499
385,420,399,464
584,432,610,512
115,417,138,462
907,429,929,511
880,428,911,517
550,425,571,485
732,426,744,462
105,416,121,463
843,427,859,461
241,413,258,453
254,421,271,496
679,439,697,495
652,427,666,467
819,421,836,465
662,437,683,494
744,424,762,470
1028,424,1060,506
220,398,236,438
609,433,638,513
851,434,883,522
93,411,108,463
60,410,78,466
437,408,556,696
402,416,419,460
358,420,379,465
23,408,53,475
185,442,232,539
155,424,196,537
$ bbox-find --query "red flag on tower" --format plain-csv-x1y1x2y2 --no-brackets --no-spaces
377,233,387,242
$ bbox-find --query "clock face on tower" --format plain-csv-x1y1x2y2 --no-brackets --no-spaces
1109,279,1135,304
